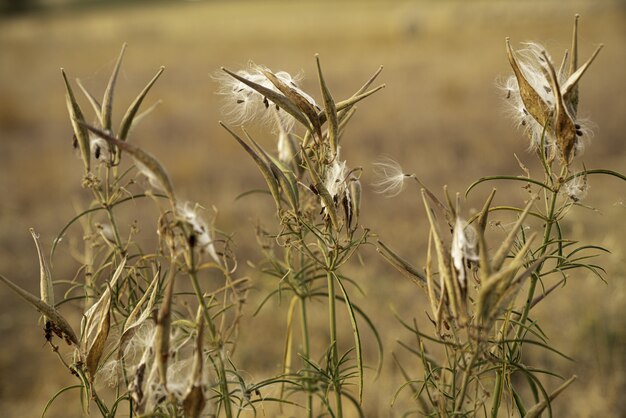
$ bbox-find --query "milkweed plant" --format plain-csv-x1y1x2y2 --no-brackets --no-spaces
1,15,624,418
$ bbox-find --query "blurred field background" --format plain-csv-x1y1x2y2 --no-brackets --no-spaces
1,0,625,416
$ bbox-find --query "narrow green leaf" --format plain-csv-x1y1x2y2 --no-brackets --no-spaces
565,168,626,183
524,375,576,418
466,176,552,197
280,296,299,401
334,273,363,404
41,385,82,418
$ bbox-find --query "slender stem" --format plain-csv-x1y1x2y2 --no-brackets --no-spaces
327,271,343,418
217,349,233,418
188,252,230,417
300,297,313,418
491,167,563,416
514,178,560,345
105,207,124,251
454,350,478,413
490,366,504,418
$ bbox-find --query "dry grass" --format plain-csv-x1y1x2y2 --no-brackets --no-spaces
0,1,624,417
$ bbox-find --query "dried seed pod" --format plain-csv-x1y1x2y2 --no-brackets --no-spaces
0,273,78,345
348,178,362,229
260,66,322,139
30,229,54,323
61,69,91,173
183,317,206,418
316,55,339,155
155,272,175,385
81,124,176,202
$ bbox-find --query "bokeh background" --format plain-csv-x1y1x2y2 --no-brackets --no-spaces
1,0,625,416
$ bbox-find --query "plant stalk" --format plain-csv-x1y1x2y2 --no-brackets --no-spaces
300,297,313,418
327,271,343,418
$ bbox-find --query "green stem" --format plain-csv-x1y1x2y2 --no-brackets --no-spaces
217,349,233,418
454,350,478,413
514,179,560,345
105,207,124,251
300,297,313,418
327,271,343,418
188,253,229,417
490,168,562,416
490,367,504,418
